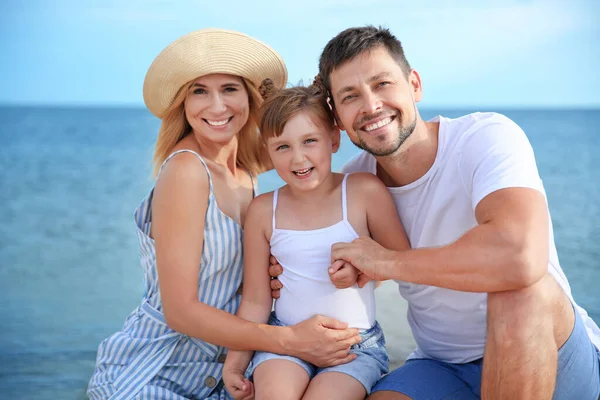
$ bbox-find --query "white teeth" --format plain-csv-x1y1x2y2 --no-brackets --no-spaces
206,118,230,126
294,168,312,176
364,117,392,132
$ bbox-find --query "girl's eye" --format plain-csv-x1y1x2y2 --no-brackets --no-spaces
276,144,289,151
304,138,316,144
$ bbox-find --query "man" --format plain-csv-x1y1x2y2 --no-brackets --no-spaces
270,26,600,399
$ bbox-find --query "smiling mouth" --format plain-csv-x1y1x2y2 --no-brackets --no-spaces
361,115,396,133
203,117,233,126
293,167,314,176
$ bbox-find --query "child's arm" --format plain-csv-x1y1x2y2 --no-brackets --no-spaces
360,174,411,253
224,194,274,396
329,173,410,288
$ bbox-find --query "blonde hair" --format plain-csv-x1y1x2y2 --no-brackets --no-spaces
152,77,269,176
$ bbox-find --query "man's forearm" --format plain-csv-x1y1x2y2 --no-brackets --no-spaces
383,223,548,293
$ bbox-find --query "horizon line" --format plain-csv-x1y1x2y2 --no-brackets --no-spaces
1,103,599,111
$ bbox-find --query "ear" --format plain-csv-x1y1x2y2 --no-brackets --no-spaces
331,126,341,154
408,69,423,103
332,107,346,131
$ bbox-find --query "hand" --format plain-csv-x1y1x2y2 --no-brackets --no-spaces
223,367,254,400
330,237,395,281
284,315,361,368
268,255,283,299
328,260,360,289
329,259,373,288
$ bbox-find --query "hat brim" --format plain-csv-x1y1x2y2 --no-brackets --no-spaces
143,28,288,118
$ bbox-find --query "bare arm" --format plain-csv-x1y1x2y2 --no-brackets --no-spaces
332,187,549,292
152,154,360,363
329,173,410,288
361,173,411,253
224,195,274,372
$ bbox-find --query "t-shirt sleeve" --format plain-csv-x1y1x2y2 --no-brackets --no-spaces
458,115,544,210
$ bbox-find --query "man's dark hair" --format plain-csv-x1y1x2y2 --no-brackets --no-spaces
319,26,411,96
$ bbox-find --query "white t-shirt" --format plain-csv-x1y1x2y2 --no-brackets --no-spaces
342,112,600,363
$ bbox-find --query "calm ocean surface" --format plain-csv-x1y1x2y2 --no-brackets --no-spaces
1,106,599,399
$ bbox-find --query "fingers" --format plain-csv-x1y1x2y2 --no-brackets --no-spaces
357,273,372,288
271,288,280,299
326,353,358,367
330,242,351,263
268,257,282,278
316,315,349,330
270,278,282,291
328,259,345,275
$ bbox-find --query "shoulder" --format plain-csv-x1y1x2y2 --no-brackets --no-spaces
345,172,388,199
245,191,275,225
155,151,210,197
341,151,376,174
448,112,526,143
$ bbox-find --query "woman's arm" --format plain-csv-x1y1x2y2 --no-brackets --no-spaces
151,153,360,365
224,194,274,371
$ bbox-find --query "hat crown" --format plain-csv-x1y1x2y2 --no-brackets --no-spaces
143,28,287,118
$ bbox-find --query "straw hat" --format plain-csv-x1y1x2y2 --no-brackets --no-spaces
143,28,288,118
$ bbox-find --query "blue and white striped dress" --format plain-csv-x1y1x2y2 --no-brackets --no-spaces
88,150,249,400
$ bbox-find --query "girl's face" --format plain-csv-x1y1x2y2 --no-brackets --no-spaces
267,111,340,192
184,74,250,145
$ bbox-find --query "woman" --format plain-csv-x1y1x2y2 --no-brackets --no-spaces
87,28,360,400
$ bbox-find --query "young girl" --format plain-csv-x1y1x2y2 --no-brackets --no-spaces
223,79,411,400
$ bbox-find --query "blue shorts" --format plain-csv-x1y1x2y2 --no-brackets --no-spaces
372,308,600,399
248,312,389,394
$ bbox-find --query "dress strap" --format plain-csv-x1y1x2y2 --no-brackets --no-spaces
272,189,279,231
342,173,350,222
158,149,214,193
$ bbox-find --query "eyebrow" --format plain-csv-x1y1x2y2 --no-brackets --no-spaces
269,132,321,145
335,71,393,98
191,82,243,88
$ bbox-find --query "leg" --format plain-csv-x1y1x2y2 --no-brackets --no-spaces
253,359,310,400
483,273,575,400
302,371,366,400
369,359,480,400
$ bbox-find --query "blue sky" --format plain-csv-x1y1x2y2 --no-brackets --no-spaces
1,0,598,108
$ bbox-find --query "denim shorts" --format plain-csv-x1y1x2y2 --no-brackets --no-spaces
248,312,389,394
372,307,600,399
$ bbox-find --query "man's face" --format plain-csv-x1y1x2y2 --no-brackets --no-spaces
329,46,422,156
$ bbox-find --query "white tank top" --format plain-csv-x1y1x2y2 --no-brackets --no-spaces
272,174,376,330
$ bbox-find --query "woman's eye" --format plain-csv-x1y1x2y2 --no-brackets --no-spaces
193,88,206,95
224,87,238,93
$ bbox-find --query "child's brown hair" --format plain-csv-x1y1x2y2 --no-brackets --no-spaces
258,76,335,142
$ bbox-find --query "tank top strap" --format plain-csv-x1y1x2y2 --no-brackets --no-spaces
158,149,214,193
272,189,280,230
342,173,350,222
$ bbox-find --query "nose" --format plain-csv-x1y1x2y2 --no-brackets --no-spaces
360,89,382,115
292,147,306,164
209,92,227,113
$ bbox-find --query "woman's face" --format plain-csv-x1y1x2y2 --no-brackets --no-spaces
184,73,250,144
